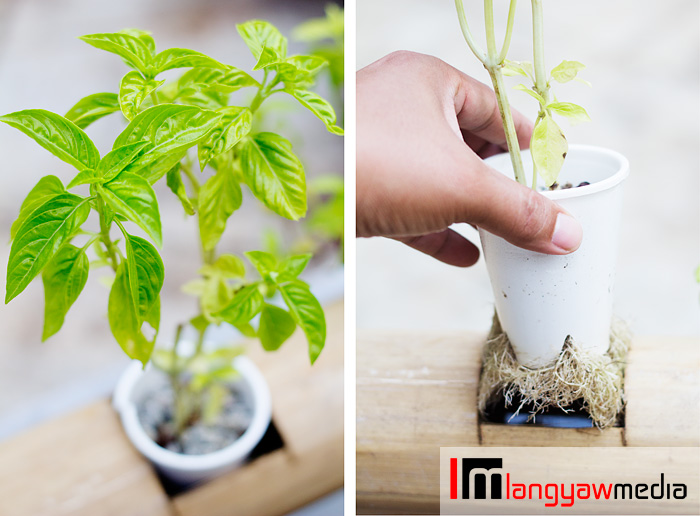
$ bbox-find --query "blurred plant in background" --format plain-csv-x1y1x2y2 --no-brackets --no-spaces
294,4,344,120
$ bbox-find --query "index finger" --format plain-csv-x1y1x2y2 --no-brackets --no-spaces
451,68,533,150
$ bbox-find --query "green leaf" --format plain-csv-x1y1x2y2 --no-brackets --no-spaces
200,254,246,279
66,169,100,190
279,280,325,364
513,84,546,106
253,46,284,70
198,106,252,171
10,176,65,240
177,67,258,97
237,20,288,65
119,71,164,120
108,231,163,365
215,284,264,325
239,132,307,220
284,55,327,79
213,68,260,93
100,172,162,247
531,113,568,187
201,276,233,317
258,304,296,351
166,164,195,215
124,233,164,317
79,32,153,73
198,166,242,251
278,254,311,281
546,102,591,124
119,29,156,55
41,244,88,340
65,93,120,129
108,261,154,365
502,60,533,78
96,141,152,183
245,250,278,276
288,89,343,134
153,48,226,74
6,194,90,303
0,109,100,171
551,60,586,83
113,104,221,183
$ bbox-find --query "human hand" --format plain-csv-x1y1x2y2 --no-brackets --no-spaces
356,51,583,266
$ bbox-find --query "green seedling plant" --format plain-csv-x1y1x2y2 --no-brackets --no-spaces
2,21,343,443
455,0,590,189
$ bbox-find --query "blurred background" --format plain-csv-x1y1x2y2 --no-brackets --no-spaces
357,1,699,341
0,0,343,514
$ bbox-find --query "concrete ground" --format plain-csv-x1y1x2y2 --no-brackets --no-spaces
0,0,343,514
357,0,700,339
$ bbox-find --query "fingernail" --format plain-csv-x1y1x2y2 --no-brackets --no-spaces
551,213,582,252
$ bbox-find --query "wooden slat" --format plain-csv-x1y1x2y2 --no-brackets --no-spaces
625,335,700,446
173,438,342,516
480,423,624,446
0,401,173,516
172,301,344,516
356,331,700,514
356,332,483,515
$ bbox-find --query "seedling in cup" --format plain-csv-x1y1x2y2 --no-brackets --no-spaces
2,20,343,445
455,0,590,189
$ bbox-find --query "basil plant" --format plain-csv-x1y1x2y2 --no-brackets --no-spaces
2,21,342,406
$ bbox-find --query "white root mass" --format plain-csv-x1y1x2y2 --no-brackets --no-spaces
478,313,630,429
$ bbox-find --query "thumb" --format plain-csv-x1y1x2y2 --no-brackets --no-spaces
468,163,583,255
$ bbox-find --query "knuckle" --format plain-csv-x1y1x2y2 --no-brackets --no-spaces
514,190,549,241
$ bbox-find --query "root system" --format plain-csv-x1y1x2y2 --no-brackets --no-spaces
478,313,631,429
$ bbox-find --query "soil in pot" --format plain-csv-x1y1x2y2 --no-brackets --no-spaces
546,181,590,191
135,371,253,455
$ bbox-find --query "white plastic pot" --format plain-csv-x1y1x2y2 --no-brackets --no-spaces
113,355,271,485
478,144,629,368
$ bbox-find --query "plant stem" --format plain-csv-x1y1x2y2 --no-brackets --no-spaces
455,0,487,63
484,0,497,60
249,70,270,114
531,0,549,103
181,159,200,195
488,68,527,185
531,0,549,190
498,0,519,63
96,197,119,272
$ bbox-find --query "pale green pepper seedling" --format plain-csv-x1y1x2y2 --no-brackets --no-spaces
455,0,590,189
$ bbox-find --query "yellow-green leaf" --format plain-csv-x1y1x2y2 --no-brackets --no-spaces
239,132,307,220
198,106,252,171
551,60,586,83
41,244,88,340
119,71,164,120
531,113,568,187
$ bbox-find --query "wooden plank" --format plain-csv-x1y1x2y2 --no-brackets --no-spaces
173,301,344,516
356,332,483,515
480,423,624,446
0,400,173,516
173,438,342,516
356,331,700,514
625,335,700,446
